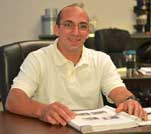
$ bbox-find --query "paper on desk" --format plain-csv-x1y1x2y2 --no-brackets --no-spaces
139,107,151,125
139,120,151,125
138,67,151,75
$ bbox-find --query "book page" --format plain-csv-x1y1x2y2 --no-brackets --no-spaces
69,106,151,133
71,106,137,126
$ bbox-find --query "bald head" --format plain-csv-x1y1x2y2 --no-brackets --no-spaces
56,5,89,25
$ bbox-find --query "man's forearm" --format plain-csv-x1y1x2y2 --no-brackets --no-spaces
5,88,46,119
108,87,134,106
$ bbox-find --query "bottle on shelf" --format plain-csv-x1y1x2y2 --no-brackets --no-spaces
123,50,137,78
41,8,57,36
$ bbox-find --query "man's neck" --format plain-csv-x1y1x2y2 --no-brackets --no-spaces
57,44,82,65
66,52,82,65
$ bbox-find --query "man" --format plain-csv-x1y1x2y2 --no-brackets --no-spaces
6,5,147,126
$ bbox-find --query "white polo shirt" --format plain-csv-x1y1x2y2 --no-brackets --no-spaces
11,39,125,110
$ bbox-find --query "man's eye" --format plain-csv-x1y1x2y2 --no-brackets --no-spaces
79,24,88,30
64,23,72,28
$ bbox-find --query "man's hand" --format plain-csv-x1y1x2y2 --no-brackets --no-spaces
39,102,76,126
116,99,148,121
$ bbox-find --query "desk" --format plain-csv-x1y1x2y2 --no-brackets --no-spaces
122,75,151,107
0,111,151,134
122,75,151,89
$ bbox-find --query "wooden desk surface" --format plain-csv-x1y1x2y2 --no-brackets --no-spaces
0,111,151,134
121,74,151,90
122,74,151,80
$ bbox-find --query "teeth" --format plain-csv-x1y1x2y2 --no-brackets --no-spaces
70,39,80,41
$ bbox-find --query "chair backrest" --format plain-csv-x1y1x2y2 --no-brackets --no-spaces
137,41,151,66
95,28,133,68
84,36,96,50
0,40,53,110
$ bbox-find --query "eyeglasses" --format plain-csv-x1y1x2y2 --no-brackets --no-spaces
60,21,89,31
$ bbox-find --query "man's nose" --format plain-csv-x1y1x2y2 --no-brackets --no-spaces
72,25,80,34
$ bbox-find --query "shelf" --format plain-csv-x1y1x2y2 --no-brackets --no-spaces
131,33,151,38
39,34,57,40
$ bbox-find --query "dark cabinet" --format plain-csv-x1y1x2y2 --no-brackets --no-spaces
123,76,151,107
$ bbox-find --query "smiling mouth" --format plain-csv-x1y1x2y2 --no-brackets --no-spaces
69,38,81,42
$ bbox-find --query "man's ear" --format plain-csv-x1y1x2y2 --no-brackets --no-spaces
54,24,59,36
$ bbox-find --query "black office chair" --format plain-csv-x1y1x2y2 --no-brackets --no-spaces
0,40,53,110
95,28,134,68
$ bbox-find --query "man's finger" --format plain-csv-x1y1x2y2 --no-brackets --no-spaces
49,111,67,126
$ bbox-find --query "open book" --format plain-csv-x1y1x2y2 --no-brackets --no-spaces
68,106,151,133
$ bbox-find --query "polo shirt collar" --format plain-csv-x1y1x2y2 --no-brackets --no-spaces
53,39,89,67
76,47,88,67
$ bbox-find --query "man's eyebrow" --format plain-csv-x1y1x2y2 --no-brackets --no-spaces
79,22,89,24
62,20,88,24
62,20,73,23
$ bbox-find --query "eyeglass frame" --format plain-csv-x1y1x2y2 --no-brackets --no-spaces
58,20,89,32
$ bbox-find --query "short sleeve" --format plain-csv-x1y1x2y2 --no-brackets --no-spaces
101,55,126,103
11,52,42,97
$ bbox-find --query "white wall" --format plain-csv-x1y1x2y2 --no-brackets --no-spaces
0,0,136,45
